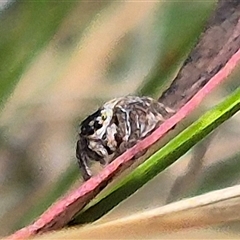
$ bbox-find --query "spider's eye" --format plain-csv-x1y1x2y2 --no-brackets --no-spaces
101,112,107,121
81,124,94,135
94,120,102,129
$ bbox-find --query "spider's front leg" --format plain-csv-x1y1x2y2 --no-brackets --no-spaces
76,139,92,181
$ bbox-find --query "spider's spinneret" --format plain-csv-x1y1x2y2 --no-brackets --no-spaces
76,96,172,180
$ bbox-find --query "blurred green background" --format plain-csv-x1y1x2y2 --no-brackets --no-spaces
1,0,240,237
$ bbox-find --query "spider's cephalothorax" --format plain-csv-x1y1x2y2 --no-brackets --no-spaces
76,96,173,180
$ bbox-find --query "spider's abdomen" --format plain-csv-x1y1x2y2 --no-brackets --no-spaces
76,96,172,180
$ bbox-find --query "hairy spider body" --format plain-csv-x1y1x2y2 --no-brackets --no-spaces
76,96,172,180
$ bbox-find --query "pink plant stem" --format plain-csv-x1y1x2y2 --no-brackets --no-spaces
6,48,240,240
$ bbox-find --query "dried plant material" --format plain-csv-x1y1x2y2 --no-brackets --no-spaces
159,0,240,110
36,184,240,239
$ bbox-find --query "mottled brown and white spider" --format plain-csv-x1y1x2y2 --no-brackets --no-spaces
76,96,174,181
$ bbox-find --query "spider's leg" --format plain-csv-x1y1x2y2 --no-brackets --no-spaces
76,140,92,181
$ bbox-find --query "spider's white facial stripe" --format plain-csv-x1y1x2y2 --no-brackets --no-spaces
91,98,120,140
106,123,118,151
